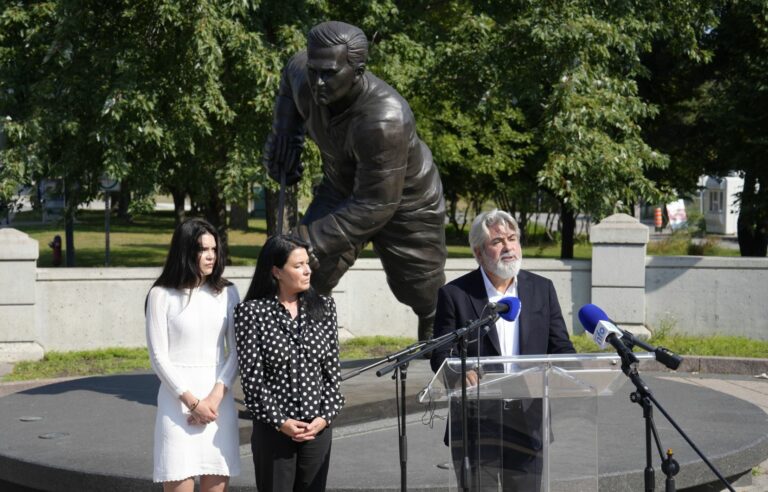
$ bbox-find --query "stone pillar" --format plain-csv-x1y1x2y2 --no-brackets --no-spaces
590,213,650,336
0,228,44,361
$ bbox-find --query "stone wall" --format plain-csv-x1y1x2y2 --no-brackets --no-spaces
29,259,591,353
646,256,768,338
0,229,43,361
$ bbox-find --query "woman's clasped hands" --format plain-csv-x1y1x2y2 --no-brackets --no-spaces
186,388,224,425
279,417,328,442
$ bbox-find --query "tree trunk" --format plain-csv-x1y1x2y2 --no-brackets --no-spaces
545,211,555,242
229,202,249,231
446,191,459,232
63,180,76,267
205,189,230,264
560,202,575,259
737,171,768,256
265,185,299,236
117,183,131,220
65,210,76,267
171,188,186,226
517,208,529,245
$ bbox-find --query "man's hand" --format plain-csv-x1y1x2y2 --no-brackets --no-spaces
263,133,304,185
465,369,480,387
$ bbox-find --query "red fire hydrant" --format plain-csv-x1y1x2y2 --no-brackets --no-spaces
48,235,62,267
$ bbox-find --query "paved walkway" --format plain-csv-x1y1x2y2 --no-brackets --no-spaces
0,361,768,492
1,360,767,491
657,374,768,491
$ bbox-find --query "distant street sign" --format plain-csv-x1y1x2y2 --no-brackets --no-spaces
99,176,120,192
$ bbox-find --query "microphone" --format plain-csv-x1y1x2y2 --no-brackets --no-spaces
578,304,637,364
578,304,682,370
488,296,521,322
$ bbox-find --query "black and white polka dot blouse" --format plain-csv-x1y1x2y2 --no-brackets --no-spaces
234,295,345,430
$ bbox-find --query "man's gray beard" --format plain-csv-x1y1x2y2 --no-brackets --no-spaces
482,253,522,280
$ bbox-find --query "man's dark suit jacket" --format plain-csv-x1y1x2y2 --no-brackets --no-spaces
430,268,575,374
429,266,576,463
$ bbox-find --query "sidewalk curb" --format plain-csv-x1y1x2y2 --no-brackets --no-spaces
2,356,766,397
639,355,768,376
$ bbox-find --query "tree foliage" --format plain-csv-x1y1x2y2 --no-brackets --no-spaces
0,1,320,256
643,0,768,256
361,1,719,257
3,0,763,260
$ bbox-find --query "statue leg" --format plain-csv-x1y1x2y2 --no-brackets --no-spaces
373,214,446,341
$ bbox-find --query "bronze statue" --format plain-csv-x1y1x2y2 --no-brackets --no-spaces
263,21,446,340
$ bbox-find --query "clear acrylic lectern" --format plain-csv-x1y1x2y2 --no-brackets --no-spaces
420,353,650,491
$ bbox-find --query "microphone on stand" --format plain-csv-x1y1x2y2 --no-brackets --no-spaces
487,297,521,322
477,297,522,378
578,304,637,364
578,304,682,370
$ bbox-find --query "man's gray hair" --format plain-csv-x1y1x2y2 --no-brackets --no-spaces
307,21,368,69
468,209,520,261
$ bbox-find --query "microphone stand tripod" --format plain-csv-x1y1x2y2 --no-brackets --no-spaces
616,349,735,492
341,339,431,492
379,312,499,492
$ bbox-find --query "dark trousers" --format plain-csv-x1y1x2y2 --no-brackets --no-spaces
251,420,333,492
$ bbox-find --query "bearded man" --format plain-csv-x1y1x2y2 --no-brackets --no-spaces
430,209,575,491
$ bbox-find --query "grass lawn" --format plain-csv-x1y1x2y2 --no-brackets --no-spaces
8,208,741,267
5,347,151,381
14,210,269,267
570,331,768,358
647,231,740,257
10,209,595,267
4,333,766,382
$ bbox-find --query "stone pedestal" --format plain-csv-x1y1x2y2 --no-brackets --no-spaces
590,214,650,336
0,229,44,362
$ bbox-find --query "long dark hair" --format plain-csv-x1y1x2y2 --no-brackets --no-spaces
244,235,324,321
153,218,231,293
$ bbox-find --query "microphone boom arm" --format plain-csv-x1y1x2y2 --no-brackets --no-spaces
620,332,682,371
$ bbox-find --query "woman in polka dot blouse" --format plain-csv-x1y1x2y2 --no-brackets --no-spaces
234,235,345,492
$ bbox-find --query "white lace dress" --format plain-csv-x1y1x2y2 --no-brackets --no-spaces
146,284,241,482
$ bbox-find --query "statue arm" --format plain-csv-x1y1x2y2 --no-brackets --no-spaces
263,56,307,186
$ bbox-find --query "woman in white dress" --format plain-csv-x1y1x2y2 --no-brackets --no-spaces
146,218,240,492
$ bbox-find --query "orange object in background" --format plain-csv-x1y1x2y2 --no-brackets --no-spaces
654,207,663,229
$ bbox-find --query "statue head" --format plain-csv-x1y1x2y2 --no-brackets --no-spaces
306,21,368,112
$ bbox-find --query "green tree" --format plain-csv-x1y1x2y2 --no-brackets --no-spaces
645,0,767,256
90,0,296,251
1,0,118,264
0,2,58,218
3,0,736,263
718,1,768,256
494,1,722,257
369,1,717,258
0,1,318,260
